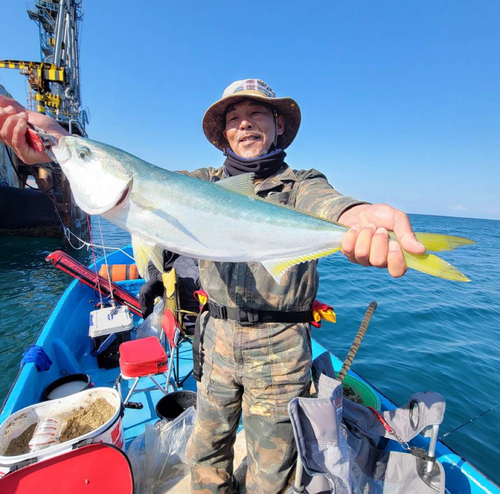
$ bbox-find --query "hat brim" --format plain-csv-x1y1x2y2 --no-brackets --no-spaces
202,91,301,151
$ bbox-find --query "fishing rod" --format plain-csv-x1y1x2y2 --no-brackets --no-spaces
439,403,500,440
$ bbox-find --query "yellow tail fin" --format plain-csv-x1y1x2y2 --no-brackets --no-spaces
388,231,474,282
403,251,471,282
414,232,475,252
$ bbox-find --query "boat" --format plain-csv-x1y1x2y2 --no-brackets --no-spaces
0,246,498,494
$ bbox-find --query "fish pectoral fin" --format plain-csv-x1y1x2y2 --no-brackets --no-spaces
215,173,256,196
262,247,341,284
413,232,476,252
131,235,165,279
403,251,471,282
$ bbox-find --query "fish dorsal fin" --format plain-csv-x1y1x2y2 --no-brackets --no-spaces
215,173,256,196
131,235,164,280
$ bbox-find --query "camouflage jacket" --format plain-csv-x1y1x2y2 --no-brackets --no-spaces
181,164,366,313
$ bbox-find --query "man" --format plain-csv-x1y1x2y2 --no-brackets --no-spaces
0,80,425,493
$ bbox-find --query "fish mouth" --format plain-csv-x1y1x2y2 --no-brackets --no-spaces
112,182,131,209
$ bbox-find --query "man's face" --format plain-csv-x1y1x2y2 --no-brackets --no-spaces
223,99,285,159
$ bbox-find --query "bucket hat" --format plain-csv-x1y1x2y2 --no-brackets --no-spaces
203,79,301,151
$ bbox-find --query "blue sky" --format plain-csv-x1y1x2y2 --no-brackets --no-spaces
1,1,499,220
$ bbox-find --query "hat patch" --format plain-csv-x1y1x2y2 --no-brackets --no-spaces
224,79,276,99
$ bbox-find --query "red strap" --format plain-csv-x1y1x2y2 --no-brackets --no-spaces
367,406,394,434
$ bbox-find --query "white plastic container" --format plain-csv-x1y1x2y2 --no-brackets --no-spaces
0,387,123,478
88,305,134,338
28,417,63,452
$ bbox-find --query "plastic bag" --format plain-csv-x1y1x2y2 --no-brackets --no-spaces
128,406,196,494
136,297,164,340
128,432,148,494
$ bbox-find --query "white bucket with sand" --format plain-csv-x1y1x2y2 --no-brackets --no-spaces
0,387,122,478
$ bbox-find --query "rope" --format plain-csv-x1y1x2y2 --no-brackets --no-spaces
337,301,377,383
60,219,135,261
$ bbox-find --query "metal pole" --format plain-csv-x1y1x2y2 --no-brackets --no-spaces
294,457,304,492
426,424,440,474
53,0,66,68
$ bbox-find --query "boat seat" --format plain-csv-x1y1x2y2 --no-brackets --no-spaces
116,336,172,407
0,443,133,493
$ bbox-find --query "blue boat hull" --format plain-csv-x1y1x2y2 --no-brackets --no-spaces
1,247,498,493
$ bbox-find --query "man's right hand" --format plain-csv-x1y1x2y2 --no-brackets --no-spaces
0,95,70,164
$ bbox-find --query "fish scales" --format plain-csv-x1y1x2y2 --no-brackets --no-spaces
120,168,344,261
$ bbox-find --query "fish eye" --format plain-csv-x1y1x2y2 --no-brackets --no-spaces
76,146,92,161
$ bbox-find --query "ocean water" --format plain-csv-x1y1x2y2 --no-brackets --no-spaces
0,214,498,485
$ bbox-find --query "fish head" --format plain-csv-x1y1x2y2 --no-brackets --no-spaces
53,136,133,215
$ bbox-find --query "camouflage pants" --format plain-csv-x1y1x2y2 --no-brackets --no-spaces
186,313,312,494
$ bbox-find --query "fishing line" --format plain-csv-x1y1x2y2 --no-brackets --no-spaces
87,214,104,308
97,216,115,304
15,167,129,261
439,403,500,440
58,217,135,261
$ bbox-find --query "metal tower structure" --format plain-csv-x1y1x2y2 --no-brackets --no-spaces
0,0,89,240
1,0,88,136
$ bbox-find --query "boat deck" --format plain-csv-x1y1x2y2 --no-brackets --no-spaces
1,248,498,494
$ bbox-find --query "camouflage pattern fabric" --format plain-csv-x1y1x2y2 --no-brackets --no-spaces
182,164,366,493
181,165,367,312
186,313,312,493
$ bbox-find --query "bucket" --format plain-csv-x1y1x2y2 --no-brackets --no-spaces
155,391,197,421
342,374,381,410
42,373,92,400
0,387,123,478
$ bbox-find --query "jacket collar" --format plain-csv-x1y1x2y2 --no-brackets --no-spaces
254,164,297,194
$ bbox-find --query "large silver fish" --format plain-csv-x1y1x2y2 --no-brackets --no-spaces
52,136,474,283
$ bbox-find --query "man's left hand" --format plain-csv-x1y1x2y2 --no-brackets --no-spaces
338,204,426,278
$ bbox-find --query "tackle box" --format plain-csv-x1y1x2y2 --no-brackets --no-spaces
89,306,134,369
